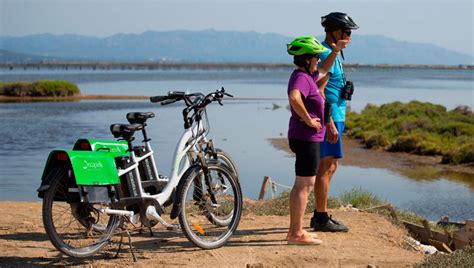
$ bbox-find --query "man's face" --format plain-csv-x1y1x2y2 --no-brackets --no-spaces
339,29,352,41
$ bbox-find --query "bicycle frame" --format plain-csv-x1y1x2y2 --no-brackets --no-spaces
117,119,207,206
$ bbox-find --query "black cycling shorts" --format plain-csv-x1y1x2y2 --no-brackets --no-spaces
288,138,320,177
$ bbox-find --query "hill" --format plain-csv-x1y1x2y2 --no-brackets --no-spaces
0,49,58,63
1,30,472,65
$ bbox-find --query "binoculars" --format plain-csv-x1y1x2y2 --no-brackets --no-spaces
341,80,354,100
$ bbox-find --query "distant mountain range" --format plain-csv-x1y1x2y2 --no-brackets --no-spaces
1,30,472,65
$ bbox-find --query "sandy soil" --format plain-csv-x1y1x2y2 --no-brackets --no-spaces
0,202,425,267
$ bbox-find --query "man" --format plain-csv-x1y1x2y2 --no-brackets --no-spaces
311,12,359,232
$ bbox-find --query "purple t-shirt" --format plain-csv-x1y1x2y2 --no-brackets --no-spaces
287,69,326,142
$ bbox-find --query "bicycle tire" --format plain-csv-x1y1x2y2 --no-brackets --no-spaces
204,149,240,226
42,168,120,257
178,163,242,249
215,149,240,181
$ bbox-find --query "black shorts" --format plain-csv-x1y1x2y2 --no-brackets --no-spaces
288,138,320,177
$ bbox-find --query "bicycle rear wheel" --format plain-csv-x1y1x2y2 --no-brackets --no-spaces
207,149,240,226
178,163,242,249
42,168,120,257
215,149,240,181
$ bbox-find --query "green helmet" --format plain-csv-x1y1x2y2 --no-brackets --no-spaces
287,36,327,56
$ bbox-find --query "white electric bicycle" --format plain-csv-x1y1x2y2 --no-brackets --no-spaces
38,88,242,258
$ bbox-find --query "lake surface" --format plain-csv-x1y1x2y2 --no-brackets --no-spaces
1,67,473,221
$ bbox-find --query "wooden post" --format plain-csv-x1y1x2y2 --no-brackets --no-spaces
258,176,271,201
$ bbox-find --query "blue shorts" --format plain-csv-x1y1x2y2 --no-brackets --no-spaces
320,122,345,159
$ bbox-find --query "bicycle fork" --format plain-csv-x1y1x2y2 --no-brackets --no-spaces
194,152,219,205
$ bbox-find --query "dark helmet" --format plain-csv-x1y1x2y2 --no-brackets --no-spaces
321,12,359,32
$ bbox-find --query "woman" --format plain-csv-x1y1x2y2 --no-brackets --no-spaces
286,36,345,245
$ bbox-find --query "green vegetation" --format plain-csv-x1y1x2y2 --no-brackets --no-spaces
415,244,474,267
339,187,384,209
0,80,80,97
345,101,474,164
245,191,341,216
245,187,381,216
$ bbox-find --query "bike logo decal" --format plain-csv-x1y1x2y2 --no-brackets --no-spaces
82,160,104,170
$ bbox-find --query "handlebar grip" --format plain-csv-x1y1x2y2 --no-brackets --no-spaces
150,95,169,103
161,99,177,105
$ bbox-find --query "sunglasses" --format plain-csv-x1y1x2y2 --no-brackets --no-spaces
344,30,352,37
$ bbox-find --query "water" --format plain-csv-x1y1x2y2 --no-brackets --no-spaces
1,67,473,221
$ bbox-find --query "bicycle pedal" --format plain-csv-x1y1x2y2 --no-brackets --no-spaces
166,224,180,231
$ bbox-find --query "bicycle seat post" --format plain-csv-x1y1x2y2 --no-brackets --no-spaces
141,124,151,143
126,112,155,143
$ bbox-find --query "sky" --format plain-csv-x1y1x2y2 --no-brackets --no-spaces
1,0,473,56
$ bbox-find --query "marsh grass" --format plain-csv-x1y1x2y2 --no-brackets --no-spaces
244,191,341,216
0,80,80,97
339,187,384,209
245,187,380,216
345,101,474,164
415,244,474,267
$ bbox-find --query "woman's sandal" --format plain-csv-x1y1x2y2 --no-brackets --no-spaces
287,231,322,245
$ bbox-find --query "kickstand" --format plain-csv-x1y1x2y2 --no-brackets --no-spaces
115,229,137,262
149,227,154,237
138,225,154,237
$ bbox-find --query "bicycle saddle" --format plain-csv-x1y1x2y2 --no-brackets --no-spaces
126,112,155,124
110,123,143,140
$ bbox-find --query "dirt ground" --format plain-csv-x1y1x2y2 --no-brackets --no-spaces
0,202,425,267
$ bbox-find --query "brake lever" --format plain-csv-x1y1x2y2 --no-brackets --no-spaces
224,92,233,98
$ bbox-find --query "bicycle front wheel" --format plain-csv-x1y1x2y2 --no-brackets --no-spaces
178,163,242,249
42,168,120,257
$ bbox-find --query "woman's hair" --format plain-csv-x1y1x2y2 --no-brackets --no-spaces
293,54,314,68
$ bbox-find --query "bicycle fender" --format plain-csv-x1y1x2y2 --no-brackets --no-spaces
39,150,120,187
169,164,202,220
37,151,70,198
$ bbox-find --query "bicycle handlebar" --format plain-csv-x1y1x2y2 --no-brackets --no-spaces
150,87,232,129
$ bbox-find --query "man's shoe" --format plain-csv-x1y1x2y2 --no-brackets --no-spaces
311,216,349,232
310,216,317,229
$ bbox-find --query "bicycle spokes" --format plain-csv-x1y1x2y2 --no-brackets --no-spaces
179,164,242,249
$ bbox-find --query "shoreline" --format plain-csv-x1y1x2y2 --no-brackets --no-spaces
269,136,474,186
0,95,285,102
0,94,149,102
